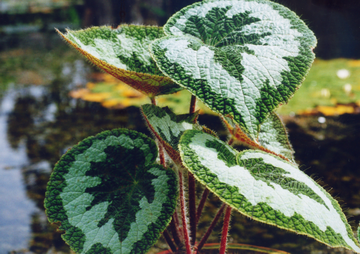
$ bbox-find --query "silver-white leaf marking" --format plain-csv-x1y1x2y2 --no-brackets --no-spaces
148,114,195,142
164,1,304,135
188,132,360,252
61,135,170,254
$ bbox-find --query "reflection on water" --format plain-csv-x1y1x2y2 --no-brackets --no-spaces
0,53,89,253
0,87,35,253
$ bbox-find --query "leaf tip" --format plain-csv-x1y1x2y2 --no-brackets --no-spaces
55,28,68,41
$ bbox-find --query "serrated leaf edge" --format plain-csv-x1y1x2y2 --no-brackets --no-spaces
57,27,179,97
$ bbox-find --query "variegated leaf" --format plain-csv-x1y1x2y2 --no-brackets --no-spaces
179,130,360,253
44,129,177,254
223,112,294,162
151,0,317,139
258,112,294,161
141,104,201,163
58,25,182,96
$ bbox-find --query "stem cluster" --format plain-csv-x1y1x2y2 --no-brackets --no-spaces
151,95,232,253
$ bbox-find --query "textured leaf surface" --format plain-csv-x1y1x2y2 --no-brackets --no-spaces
258,113,294,161
58,25,182,96
223,113,294,161
141,104,201,163
45,129,177,254
151,0,317,138
179,130,360,252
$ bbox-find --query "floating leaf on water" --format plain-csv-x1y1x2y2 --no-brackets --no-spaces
69,80,149,108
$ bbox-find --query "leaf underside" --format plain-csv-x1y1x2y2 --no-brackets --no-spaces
151,0,317,139
179,130,360,253
45,129,178,254
58,25,182,97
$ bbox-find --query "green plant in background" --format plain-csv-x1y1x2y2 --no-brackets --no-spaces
44,0,360,253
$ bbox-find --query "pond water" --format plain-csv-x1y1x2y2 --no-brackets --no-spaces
0,87,34,252
1,33,360,254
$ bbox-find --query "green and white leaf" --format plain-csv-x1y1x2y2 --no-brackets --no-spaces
222,113,294,162
258,112,294,161
179,130,360,252
141,104,201,152
151,0,317,139
59,25,182,96
45,129,178,254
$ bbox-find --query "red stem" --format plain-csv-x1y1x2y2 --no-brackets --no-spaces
158,141,166,167
163,229,177,253
196,188,210,224
170,213,182,248
179,170,192,253
150,95,179,250
189,95,196,114
150,96,157,105
188,95,198,246
188,173,197,245
196,203,226,254
219,206,232,254
150,96,183,250
173,211,181,236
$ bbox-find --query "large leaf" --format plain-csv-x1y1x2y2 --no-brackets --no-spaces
151,0,317,139
44,129,178,254
179,130,360,253
57,25,182,96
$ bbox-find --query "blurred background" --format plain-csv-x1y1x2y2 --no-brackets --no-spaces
0,0,360,253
